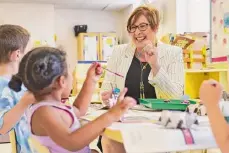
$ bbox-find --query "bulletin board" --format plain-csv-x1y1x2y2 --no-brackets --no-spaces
211,0,229,62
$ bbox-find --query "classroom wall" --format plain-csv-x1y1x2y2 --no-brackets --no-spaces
188,0,210,33
156,0,177,38
120,5,133,43
176,0,189,34
0,3,55,46
55,9,122,70
176,0,210,33
0,3,123,71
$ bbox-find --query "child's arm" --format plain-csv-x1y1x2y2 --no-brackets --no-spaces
0,91,35,134
200,80,229,153
73,63,102,116
35,95,135,152
206,105,229,153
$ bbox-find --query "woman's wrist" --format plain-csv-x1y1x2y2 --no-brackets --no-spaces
151,64,160,76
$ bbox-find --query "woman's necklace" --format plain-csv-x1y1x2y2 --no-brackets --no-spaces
136,51,142,59
135,50,148,99
140,61,148,99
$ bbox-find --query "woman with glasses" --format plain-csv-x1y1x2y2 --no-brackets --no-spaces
98,5,185,153
101,5,184,106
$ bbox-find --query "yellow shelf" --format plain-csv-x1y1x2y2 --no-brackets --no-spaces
185,69,229,99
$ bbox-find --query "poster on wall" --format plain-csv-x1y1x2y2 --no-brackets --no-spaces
84,36,98,61
211,0,229,62
224,12,229,34
102,36,116,61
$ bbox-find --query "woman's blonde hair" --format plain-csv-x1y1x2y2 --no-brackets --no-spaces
127,5,160,32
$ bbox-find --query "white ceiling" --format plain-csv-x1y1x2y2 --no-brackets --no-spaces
0,0,141,11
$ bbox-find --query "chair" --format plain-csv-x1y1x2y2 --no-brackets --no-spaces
9,130,17,153
28,137,50,153
183,46,207,69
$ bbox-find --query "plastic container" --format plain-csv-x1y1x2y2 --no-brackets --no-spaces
139,99,196,111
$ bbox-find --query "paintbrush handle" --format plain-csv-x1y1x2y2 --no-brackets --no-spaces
103,68,124,78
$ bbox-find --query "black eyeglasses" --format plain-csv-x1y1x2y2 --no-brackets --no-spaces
127,23,150,33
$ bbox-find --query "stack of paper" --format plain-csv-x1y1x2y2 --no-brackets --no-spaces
118,124,217,153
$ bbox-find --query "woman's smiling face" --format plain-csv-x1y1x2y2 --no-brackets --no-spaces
128,15,157,49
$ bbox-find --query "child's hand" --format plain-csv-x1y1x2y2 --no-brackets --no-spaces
107,88,136,121
199,79,223,107
20,91,36,106
86,62,103,83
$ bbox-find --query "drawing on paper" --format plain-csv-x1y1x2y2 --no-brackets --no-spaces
224,12,229,34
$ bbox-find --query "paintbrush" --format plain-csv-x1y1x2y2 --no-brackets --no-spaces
103,67,124,78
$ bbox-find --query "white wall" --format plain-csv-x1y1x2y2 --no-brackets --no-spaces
0,3,123,71
0,3,55,46
188,0,210,32
120,5,133,43
55,9,122,70
156,0,177,38
176,0,210,33
176,0,189,34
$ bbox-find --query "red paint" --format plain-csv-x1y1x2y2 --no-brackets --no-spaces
214,34,217,40
213,16,216,22
212,56,228,62
220,19,224,25
103,68,124,78
223,38,227,45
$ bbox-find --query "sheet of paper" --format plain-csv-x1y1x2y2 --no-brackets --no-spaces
120,124,217,153
84,36,97,60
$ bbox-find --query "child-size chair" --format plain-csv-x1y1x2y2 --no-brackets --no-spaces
9,130,17,153
28,137,50,153
9,130,50,153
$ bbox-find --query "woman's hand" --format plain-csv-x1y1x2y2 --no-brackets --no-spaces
199,79,223,108
86,62,103,83
101,90,112,106
142,40,160,75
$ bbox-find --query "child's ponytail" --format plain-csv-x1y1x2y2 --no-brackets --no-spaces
8,74,23,92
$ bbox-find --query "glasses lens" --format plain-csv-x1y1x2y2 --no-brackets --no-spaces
139,23,148,31
128,25,136,33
